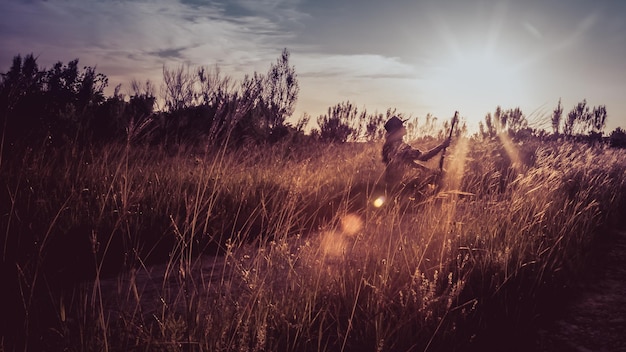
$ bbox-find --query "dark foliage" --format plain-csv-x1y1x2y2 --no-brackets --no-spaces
610,127,626,149
0,54,109,145
0,50,303,150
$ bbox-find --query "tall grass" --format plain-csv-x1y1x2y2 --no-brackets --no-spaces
1,134,625,351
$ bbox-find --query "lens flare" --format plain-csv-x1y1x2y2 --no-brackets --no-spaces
498,132,522,171
373,195,386,208
319,231,347,257
318,214,363,257
341,213,363,236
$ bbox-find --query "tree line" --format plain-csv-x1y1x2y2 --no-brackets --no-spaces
0,50,303,147
476,100,626,148
1,50,625,149
0,50,441,147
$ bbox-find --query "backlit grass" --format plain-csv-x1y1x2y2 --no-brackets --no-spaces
1,135,625,351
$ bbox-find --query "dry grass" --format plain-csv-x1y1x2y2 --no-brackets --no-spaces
1,135,625,351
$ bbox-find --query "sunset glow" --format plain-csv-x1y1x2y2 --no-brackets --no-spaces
429,51,529,120
0,0,624,131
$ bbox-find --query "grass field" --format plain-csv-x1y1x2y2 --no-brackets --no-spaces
1,134,625,351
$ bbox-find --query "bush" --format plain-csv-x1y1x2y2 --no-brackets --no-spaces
610,127,626,148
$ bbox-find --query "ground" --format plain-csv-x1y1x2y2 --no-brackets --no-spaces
535,230,626,352
99,229,626,351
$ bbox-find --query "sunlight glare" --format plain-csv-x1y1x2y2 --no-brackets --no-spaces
498,132,522,171
373,195,386,208
442,53,520,100
427,51,528,123
319,231,347,257
340,213,363,236
441,137,470,191
318,213,362,258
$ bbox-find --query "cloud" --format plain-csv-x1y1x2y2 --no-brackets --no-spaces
1,1,292,63
296,54,418,80
0,0,310,94
232,0,309,23
293,53,427,119
149,47,190,60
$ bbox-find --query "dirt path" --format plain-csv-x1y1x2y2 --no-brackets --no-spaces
98,231,626,351
535,230,626,351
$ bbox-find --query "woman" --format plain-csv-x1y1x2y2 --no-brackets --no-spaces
382,116,451,188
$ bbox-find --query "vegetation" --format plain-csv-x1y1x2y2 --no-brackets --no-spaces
1,51,626,351
0,49,302,148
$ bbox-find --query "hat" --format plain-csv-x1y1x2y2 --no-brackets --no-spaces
384,116,406,132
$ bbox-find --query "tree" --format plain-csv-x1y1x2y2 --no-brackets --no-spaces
157,49,299,145
260,48,299,130
0,54,44,139
197,65,233,108
478,120,486,139
162,63,197,112
43,59,108,142
560,100,608,137
563,100,589,136
484,112,496,137
494,106,504,131
1,54,43,104
504,107,527,134
552,98,563,135
365,112,385,141
483,106,527,136
76,66,107,113
317,101,366,143
609,127,626,148
1,55,108,143
590,105,607,134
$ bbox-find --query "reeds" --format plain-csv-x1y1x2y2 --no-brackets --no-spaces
1,135,625,351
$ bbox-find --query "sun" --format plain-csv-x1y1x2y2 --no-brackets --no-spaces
436,51,527,105
444,53,510,94
426,50,529,122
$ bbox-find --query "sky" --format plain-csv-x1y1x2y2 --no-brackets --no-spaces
1,0,625,133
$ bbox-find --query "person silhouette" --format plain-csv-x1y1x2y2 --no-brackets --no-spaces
382,116,451,192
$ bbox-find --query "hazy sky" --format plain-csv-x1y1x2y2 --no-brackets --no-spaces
1,0,625,132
